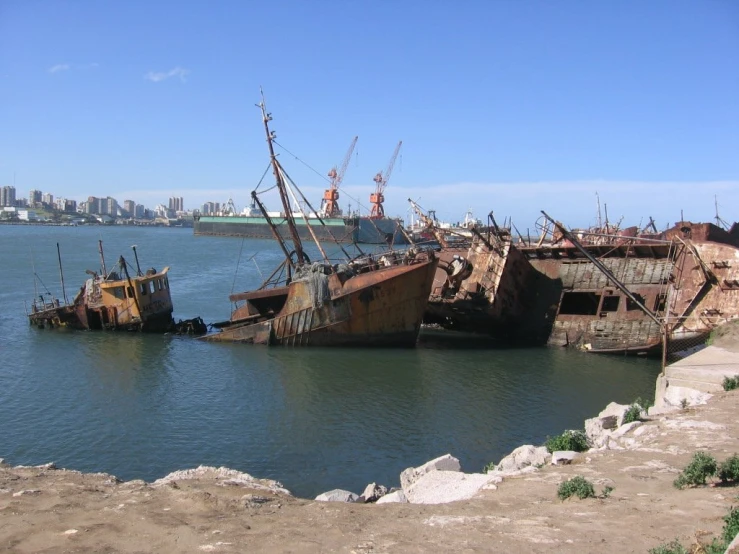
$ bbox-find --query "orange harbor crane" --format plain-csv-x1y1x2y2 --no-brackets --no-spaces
370,140,402,219
321,136,358,218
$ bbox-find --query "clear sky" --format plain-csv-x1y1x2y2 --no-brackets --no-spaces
1,0,737,229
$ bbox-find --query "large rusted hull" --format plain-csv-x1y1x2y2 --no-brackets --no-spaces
202,255,439,347
422,238,555,345
520,232,739,354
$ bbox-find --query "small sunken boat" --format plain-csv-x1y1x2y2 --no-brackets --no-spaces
28,241,205,334
201,91,438,347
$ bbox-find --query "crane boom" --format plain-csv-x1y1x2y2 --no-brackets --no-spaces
370,140,402,219
331,136,358,189
321,136,358,218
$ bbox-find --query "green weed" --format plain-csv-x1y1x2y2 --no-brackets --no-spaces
557,476,595,500
673,451,718,489
718,454,739,484
545,430,589,454
723,375,739,391
648,539,689,554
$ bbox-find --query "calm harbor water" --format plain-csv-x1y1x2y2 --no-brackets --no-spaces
0,225,661,497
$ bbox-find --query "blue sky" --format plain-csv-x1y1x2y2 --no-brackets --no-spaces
1,0,737,229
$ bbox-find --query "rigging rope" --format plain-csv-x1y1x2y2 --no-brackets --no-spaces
273,140,374,216
231,238,246,295
253,162,274,193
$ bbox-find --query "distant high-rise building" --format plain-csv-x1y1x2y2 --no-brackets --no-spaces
202,202,220,215
1,186,16,207
87,196,100,214
169,196,184,212
105,197,118,216
29,189,42,206
134,204,146,219
42,193,54,206
123,200,135,216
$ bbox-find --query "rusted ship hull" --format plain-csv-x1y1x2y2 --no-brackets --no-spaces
422,236,556,345
27,251,191,334
202,255,438,347
520,220,739,355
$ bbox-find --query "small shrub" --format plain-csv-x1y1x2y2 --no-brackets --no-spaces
545,430,589,453
648,539,689,554
700,506,739,554
557,476,595,500
673,451,718,489
680,398,689,409
622,404,642,424
723,375,739,391
718,454,739,484
722,506,739,545
482,461,497,473
601,485,614,498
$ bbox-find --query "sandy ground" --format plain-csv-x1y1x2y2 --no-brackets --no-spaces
712,321,739,353
2,385,738,553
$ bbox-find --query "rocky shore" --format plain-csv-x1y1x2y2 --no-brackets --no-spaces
3,343,739,552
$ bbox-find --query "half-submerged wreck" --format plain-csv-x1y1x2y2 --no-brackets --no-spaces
28,242,205,334
201,93,438,347
520,215,739,354
413,201,739,355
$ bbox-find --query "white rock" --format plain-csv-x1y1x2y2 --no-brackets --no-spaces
153,466,291,496
611,421,643,439
494,445,550,474
405,471,498,504
315,489,359,502
63,529,79,535
663,386,713,408
551,451,577,465
359,482,387,503
585,417,612,448
598,402,631,427
375,490,408,504
400,454,461,491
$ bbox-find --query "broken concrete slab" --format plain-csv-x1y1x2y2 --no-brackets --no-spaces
314,489,359,503
400,454,461,492
404,471,498,505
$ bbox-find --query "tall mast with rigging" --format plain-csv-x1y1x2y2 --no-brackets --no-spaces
257,90,306,266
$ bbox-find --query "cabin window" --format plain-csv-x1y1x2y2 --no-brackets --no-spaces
110,286,125,300
601,295,620,312
559,292,600,315
654,293,667,312
164,277,169,289
140,282,148,296
156,279,162,291
149,281,156,294
626,294,645,311
127,286,134,298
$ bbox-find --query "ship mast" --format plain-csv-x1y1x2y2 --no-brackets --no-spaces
257,90,306,266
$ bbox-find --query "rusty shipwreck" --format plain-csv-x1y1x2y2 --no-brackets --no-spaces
518,215,739,354
201,92,438,347
410,198,739,354
28,241,205,334
409,199,551,344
